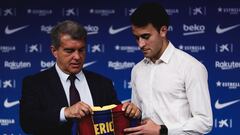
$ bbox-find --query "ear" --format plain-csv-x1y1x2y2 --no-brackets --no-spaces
50,45,58,58
159,26,168,37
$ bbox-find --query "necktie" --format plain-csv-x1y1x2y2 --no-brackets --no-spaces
68,75,81,106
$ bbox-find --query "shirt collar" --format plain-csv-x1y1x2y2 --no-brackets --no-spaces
55,63,83,82
160,41,175,64
143,41,175,64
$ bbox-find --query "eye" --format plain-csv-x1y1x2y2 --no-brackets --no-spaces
64,48,75,53
140,34,150,40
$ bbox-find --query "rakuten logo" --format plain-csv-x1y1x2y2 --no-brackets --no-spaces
108,61,135,70
183,24,205,36
4,61,31,70
215,61,240,70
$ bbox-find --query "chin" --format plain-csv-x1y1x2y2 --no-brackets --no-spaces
70,69,81,74
144,55,151,58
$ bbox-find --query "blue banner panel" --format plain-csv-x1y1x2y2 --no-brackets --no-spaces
0,0,239,134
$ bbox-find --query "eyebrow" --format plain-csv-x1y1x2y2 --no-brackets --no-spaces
134,33,151,40
62,46,86,51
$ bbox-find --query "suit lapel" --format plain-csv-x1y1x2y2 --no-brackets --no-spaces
48,67,69,107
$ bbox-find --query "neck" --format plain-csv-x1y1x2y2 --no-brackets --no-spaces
151,39,169,63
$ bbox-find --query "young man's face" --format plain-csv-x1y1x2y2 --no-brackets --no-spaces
132,23,168,62
51,34,86,74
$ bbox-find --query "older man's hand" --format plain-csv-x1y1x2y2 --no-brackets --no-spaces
122,102,141,118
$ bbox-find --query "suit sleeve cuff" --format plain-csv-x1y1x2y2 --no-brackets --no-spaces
60,107,67,122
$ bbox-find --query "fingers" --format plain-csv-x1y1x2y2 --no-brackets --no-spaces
134,109,141,118
79,102,93,115
124,125,143,135
122,102,141,118
64,101,92,119
122,102,130,111
125,118,160,135
141,118,150,124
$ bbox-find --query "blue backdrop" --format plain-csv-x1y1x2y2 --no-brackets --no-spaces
0,0,239,134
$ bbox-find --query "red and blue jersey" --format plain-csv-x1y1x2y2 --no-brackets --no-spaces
77,104,141,135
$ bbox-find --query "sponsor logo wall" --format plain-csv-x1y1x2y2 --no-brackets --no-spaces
0,0,239,134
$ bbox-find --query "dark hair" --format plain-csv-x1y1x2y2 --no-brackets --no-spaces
130,2,169,31
50,20,87,48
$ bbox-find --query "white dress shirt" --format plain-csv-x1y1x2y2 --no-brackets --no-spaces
55,64,93,121
131,41,213,135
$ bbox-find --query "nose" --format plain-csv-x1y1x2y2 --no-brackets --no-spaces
138,37,146,48
72,51,81,60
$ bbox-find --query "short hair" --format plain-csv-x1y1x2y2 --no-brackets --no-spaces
50,20,87,48
130,2,169,31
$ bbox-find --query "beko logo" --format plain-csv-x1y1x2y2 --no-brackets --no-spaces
41,25,53,34
84,25,99,35
183,24,205,36
215,61,240,70
40,60,55,71
41,60,55,68
4,61,31,70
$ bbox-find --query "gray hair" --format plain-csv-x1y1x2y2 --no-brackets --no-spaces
50,20,87,48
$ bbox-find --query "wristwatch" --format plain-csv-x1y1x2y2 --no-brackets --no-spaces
160,125,168,135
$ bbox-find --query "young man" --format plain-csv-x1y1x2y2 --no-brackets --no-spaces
20,20,141,134
124,2,212,135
